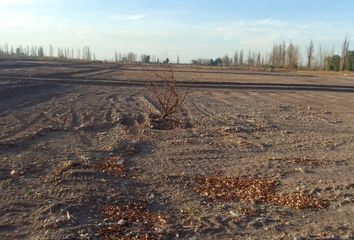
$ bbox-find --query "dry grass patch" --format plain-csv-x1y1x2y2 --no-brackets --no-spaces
194,175,327,209
97,202,167,240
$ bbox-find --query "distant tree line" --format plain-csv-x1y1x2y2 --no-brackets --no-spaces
1,37,353,72
0,44,173,65
190,36,354,72
113,50,172,64
0,44,96,61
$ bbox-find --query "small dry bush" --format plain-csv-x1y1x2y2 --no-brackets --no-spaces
148,65,189,120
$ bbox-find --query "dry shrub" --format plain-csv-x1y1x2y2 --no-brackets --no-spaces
98,202,167,240
148,65,189,120
194,175,327,209
95,156,125,177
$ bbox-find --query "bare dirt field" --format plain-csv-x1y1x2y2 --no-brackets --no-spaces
0,60,353,240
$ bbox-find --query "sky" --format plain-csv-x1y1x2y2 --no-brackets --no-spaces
0,0,354,62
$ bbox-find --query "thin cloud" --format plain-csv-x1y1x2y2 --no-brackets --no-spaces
253,18,289,27
109,14,145,21
0,12,51,28
0,0,27,4
213,18,312,46
0,0,32,7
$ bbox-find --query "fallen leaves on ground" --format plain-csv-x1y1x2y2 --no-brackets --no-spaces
269,192,326,209
98,202,167,240
194,175,277,203
194,175,327,209
95,156,125,177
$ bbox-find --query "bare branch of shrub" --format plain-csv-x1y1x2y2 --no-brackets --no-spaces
148,65,189,119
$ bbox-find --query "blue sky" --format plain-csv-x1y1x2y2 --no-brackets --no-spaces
0,0,354,62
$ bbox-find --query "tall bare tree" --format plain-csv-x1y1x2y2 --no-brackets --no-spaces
127,52,137,63
222,54,231,67
234,51,239,65
239,50,244,65
317,45,328,70
281,41,286,66
340,35,350,71
287,43,300,69
114,50,118,62
306,40,314,69
270,42,287,67
256,52,261,66
49,45,54,58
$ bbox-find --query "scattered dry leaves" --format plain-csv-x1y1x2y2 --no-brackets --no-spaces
270,192,327,209
194,175,327,209
194,175,277,203
95,156,125,177
98,202,167,240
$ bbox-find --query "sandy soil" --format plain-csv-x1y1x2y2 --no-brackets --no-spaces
0,60,353,240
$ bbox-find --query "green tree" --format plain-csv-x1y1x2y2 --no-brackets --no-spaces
38,46,44,57
141,54,150,63
222,54,230,67
325,55,341,71
163,58,169,64
346,51,354,71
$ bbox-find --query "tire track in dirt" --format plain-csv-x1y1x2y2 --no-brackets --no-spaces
0,89,133,147
42,66,121,79
189,99,214,118
21,90,185,239
1,79,354,239
127,89,352,238
2,75,354,93
0,87,147,239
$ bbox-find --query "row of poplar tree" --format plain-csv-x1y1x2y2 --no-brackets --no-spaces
191,36,354,71
0,44,95,61
0,37,353,71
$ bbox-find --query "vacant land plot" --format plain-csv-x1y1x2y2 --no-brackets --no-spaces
0,60,353,239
